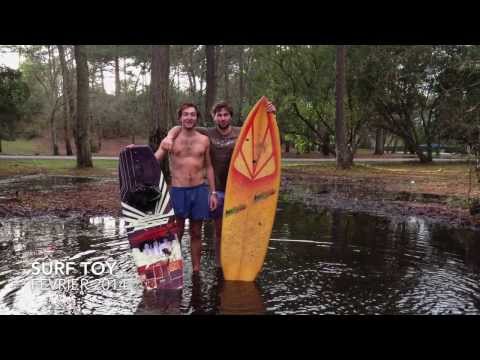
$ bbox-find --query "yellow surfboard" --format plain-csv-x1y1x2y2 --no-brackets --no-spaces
221,96,281,281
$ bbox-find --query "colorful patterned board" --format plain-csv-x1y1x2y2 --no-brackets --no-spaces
221,97,281,281
119,146,183,290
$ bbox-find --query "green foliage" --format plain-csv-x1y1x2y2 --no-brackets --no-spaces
0,66,30,140
3,44,479,161
354,45,480,162
248,46,343,154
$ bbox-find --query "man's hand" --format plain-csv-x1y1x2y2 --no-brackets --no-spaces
161,137,174,152
266,99,277,114
209,193,218,211
126,144,136,149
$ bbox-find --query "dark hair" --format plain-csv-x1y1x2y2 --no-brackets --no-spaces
177,103,201,120
211,101,234,118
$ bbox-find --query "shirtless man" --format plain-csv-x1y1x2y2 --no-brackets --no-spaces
154,103,218,273
161,100,276,270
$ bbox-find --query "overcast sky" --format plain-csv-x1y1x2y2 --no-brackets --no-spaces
0,49,119,95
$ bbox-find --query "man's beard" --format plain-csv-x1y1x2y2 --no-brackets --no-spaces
218,123,230,130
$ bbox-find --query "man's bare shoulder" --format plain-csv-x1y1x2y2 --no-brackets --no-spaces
195,131,210,144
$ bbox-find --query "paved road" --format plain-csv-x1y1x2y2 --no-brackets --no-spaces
0,155,468,163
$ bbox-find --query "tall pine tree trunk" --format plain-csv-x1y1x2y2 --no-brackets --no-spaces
205,45,216,124
74,45,93,168
46,46,59,156
50,105,59,155
335,45,352,169
100,63,105,93
66,47,77,149
238,45,245,125
123,57,128,93
58,45,73,155
374,128,384,155
223,46,230,102
150,45,170,179
115,46,121,96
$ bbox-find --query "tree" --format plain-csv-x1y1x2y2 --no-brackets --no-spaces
355,45,474,163
335,45,352,169
205,45,217,124
74,45,92,168
248,46,335,154
222,46,230,103
20,46,63,155
57,45,74,155
374,128,385,155
237,45,246,124
150,45,170,178
0,66,30,152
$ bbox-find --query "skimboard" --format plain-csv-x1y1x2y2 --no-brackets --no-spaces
221,96,281,281
119,145,183,290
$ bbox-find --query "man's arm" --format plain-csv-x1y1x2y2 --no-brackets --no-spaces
205,140,218,211
154,139,169,162
163,126,208,151
166,126,182,139
161,126,182,152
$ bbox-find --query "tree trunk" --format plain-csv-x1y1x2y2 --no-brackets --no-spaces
89,112,102,153
150,45,170,179
123,57,128,93
100,63,105,93
168,94,176,129
89,62,97,90
238,45,245,125
335,46,351,169
66,47,77,150
97,115,102,151
0,139,2,153
404,137,430,163
187,46,197,98
57,45,73,156
50,108,59,155
416,148,429,163
205,45,217,125
74,45,93,168
321,132,332,156
46,46,59,156
391,137,398,153
374,128,384,155
223,46,230,102
426,141,433,161
115,46,121,97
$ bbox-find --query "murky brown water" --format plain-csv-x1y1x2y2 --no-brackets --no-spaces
0,175,479,315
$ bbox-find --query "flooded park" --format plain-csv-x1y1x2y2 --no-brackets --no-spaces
1,175,479,315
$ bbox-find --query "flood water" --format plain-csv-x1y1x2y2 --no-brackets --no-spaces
1,175,480,315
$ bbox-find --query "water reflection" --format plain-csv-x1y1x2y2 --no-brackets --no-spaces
218,281,266,315
1,195,480,314
136,289,183,315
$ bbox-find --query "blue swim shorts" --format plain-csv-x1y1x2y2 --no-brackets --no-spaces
170,184,211,221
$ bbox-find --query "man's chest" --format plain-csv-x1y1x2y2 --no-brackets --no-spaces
172,137,206,158
210,136,236,150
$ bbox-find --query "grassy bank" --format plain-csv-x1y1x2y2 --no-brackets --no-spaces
282,162,480,202
0,159,118,177
1,159,478,200
1,139,40,155
0,137,148,156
